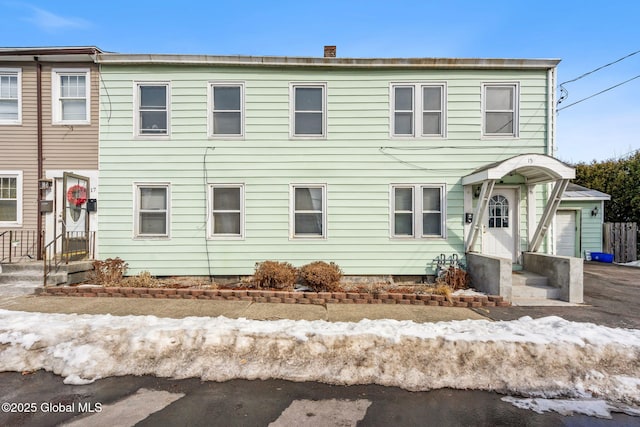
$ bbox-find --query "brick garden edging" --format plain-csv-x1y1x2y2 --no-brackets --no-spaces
39,286,510,307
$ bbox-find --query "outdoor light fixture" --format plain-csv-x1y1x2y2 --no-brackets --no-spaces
591,206,599,217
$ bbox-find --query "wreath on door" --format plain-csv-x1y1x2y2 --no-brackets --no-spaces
66,185,88,207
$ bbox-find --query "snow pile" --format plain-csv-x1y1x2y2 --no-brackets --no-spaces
1,310,640,408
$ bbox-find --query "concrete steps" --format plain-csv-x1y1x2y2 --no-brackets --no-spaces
512,270,561,300
0,261,93,286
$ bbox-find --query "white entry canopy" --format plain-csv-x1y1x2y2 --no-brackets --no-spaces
463,154,576,254
462,154,575,186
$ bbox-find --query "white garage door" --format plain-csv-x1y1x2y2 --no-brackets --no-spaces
556,210,577,257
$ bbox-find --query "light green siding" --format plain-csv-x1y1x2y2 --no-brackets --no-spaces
99,64,553,276
558,200,605,257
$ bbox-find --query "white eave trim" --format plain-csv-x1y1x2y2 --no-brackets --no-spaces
96,54,560,70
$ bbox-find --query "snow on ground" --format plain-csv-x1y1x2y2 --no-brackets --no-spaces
1,310,640,418
622,260,640,268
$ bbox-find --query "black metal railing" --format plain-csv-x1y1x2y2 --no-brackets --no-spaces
43,231,95,286
0,230,38,263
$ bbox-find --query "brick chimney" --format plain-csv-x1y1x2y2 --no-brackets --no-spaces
324,45,336,58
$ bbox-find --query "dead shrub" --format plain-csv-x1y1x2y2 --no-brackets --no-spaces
432,283,453,302
436,266,470,290
299,261,343,292
254,261,297,290
123,271,159,288
90,257,128,286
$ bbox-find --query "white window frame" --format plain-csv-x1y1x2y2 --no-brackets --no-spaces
133,182,170,239
134,82,170,138
0,68,22,125
290,82,327,139
390,82,447,138
0,171,23,226
482,82,519,138
390,184,446,239
208,184,245,239
290,184,327,239
51,68,90,125
208,82,245,139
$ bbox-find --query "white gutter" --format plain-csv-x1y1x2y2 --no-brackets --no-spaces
97,53,561,70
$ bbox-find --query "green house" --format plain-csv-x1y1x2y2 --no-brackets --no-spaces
96,50,583,302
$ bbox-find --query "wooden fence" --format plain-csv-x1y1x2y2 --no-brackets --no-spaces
604,222,638,263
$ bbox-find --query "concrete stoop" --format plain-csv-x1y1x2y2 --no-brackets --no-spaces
0,261,93,286
512,270,561,300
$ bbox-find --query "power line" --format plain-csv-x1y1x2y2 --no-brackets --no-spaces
556,73,640,112
557,49,640,106
558,49,640,86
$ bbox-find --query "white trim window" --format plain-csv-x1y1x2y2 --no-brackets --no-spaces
290,83,327,138
135,82,170,136
391,184,446,238
134,183,170,238
391,83,446,137
0,171,22,226
0,69,21,124
209,184,244,239
483,83,519,137
291,184,326,238
209,82,244,138
52,69,90,125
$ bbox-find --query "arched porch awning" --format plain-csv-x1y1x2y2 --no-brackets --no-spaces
463,154,575,255
462,153,575,186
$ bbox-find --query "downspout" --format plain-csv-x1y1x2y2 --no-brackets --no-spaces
36,57,44,260
547,66,556,157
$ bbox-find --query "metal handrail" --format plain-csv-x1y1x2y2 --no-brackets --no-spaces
42,231,96,286
1,230,38,263
43,233,65,287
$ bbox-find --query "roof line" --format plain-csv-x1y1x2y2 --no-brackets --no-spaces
96,53,560,69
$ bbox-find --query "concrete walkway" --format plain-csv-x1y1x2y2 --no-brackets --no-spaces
0,293,487,322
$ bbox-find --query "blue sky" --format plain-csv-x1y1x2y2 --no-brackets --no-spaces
1,0,638,164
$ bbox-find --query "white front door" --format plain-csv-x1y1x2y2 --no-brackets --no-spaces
483,188,517,262
555,210,577,257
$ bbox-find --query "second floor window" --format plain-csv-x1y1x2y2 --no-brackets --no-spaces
0,69,20,124
483,83,519,137
53,69,90,124
137,83,169,136
210,83,244,137
391,83,446,137
291,83,326,138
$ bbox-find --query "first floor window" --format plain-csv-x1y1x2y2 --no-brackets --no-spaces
0,69,20,124
135,184,169,237
483,83,519,136
136,83,169,136
391,184,445,238
52,69,90,124
0,174,19,224
210,184,244,238
292,184,326,238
